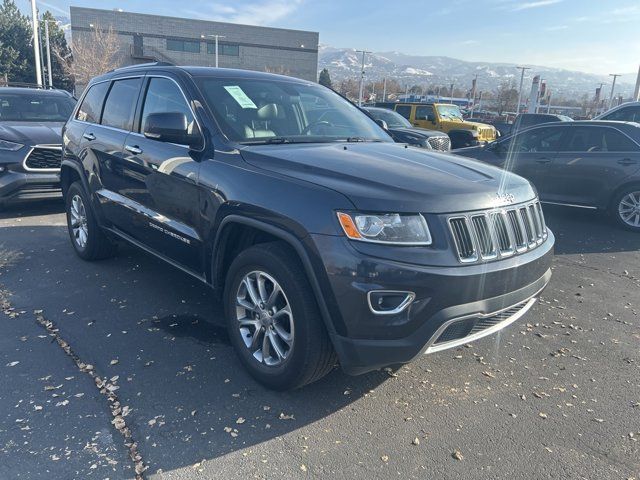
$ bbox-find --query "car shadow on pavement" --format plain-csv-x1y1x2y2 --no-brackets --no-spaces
0,199,64,220
542,204,640,255
0,223,390,476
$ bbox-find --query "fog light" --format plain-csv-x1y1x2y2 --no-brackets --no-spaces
0,166,5,173
367,290,415,315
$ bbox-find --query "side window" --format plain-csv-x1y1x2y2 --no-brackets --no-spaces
602,128,639,152
76,82,109,123
140,78,194,132
559,127,609,152
101,78,142,131
395,105,412,120
512,127,564,153
415,105,433,120
603,106,640,122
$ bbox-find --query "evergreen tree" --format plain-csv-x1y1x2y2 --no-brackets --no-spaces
318,68,332,89
0,0,34,84
40,11,73,90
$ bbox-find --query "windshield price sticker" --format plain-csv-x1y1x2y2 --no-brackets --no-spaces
224,86,257,109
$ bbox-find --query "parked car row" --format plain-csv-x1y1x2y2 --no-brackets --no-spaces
0,87,75,209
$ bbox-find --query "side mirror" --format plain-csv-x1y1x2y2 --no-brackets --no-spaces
143,112,199,147
427,114,436,122
375,119,389,130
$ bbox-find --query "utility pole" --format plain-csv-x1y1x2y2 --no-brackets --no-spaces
44,20,53,87
356,50,370,107
469,74,479,116
382,77,387,102
30,0,43,87
201,34,226,68
634,65,640,101
608,73,621,110
515,66,530,114
449,83,454,103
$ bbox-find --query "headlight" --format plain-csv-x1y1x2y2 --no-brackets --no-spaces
0,139,24,151
337,212,432,245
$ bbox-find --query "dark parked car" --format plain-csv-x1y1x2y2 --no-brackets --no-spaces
595,101,640,122
509,113,572,136
364,107,451,151
0,87,75,208
61,64,554,389
455,120,640,231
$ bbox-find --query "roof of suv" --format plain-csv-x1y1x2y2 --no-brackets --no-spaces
0,87,72,97
92,63,313,85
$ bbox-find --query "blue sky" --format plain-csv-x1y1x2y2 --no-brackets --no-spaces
30,0,640,75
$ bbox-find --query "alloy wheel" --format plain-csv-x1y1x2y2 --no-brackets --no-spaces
235,270,294,366
618,191,640,228
69,194,89,248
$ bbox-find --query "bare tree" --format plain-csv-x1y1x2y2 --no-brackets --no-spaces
55,24,120,90
493,79,519,115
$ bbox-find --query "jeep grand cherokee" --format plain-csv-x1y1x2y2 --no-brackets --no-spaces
61,64,554,390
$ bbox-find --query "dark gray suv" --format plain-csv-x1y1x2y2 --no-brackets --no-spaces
61,64,554,389
455,120,640,231
0,87,75,208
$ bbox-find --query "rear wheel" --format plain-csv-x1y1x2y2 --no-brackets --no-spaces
65,181,117,260
224,242,336,390
612,186,640,232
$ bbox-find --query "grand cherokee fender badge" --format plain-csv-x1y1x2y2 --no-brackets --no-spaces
148,222,191,245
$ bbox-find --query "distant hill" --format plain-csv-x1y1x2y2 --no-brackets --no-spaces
319,45,637,99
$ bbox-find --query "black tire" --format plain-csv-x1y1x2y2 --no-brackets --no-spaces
65,181,117,260
224,241,336,390
610,185,640,232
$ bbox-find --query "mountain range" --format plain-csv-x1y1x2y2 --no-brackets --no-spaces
318,45,637,100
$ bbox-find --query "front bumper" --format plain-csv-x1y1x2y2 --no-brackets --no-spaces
310,230,554,375
0,168,61,205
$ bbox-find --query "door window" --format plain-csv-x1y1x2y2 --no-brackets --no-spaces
559,126,639,153
140,78,194,132
602,106,640,122
76,82,109,123
415,105,434,121
395,105,412,119
101,78,142,131
512,126,564,153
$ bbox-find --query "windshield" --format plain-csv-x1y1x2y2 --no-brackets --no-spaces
436,104,463,121
0,93,75,122
196,78,392,144
366,108,412,128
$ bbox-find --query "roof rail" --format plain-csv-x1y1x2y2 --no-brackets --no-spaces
111,61,175,72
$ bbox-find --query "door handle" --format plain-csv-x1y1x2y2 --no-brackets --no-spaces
125,145,143,155
83,132,95,141
535,157,552,164
617,158,637,166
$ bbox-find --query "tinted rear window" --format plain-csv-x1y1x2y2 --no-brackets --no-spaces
101,78,142,131
0,93,75,122
76,82,109,123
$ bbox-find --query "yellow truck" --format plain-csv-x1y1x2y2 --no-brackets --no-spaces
377,102,497,147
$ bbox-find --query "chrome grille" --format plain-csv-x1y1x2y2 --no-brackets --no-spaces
427,135,451,151
448,200,547,263
24,146,61,170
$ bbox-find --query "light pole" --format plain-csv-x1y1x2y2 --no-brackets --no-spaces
449,83,454,103
30,0,43,87
469,74,479,116
356,50,370,107
201,34,226,68
43,19,53,87
515,66,530,114
608,73,621,110
382,77,387,102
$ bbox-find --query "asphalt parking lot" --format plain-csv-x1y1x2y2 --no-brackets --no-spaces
0,201,639,480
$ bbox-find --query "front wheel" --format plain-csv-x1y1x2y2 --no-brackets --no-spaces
224,242,336,390
611,186,640,232
65,182,117,260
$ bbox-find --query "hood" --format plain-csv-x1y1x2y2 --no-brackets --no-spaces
389,127,444,138
240,142,536,213
0,121,64,146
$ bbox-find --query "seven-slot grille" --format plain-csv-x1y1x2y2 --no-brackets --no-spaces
427,136,451,151
24,146,62,170
448,200,547,263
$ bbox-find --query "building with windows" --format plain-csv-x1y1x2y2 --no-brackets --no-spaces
69,7,319,82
